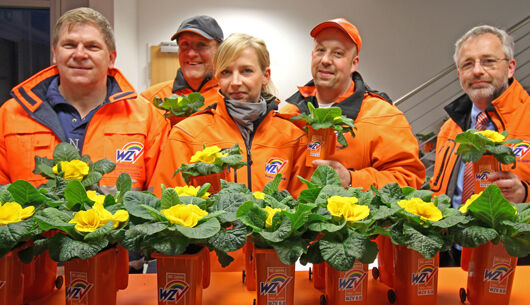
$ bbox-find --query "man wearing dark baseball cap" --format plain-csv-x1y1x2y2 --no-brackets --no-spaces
281,16,425,196
142,15,224,115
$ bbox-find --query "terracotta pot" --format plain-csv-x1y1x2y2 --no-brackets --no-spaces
64,245,128,305
244,237,257,291
189,169,229,194
374,235,394,288
255,248,295,305
473,154,500,194
23,250,58,302
153,246,210,305
465,242,517,305
0,249,25,305
312,263,326,290
392,245,439,305
306,126,336,167
324,261,369,305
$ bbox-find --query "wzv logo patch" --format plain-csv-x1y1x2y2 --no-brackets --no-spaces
116,142,144,164
265,158,287,175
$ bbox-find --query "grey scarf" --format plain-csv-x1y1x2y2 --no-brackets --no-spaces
225,97,267,147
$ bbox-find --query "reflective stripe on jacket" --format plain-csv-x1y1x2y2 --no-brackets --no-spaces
431,78,530,202
280,72,425,190
0,65,170,191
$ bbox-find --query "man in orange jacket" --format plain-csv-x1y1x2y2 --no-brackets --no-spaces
0,7,170,192
141,15,223,110
431,25,530,266
280,18,425,190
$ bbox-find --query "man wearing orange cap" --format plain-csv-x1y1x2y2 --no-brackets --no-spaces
141,15,223,111
281,18,425,190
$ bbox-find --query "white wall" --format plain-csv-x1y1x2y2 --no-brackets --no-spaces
114,0,529,102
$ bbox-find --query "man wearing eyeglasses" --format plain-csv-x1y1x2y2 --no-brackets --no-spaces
141,16,223,113
431,25,530,265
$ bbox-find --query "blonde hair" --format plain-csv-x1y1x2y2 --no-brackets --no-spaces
53,7,115,52
214,33,277,96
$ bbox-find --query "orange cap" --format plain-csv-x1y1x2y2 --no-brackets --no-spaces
310,18,362,53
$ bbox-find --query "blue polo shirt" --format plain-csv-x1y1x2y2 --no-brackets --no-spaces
46,77,112,152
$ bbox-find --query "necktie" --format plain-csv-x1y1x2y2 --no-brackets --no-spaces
461,112,489,205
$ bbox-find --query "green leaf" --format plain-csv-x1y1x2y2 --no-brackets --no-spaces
263,174,282,195
468,185,517,229
208,224,248,252
259,214,292,243
34,209,77,237
141,204,168,222
123,191,160,220
116,173,132,201
271,237,306,265
236,201,267,231
213,192,250,223
173,217,220,239
151,236,189,256
402,224,444,259
161,188,180,209
48,234,109,261
501,234,530,257
53,143,81,162
92,158,115,174
454,225,498,248
213,249,234,268
33,156,56,178
7,180,50,206
320,236,355,271
64,180,90,210
81,171,103,188
311,165,341,187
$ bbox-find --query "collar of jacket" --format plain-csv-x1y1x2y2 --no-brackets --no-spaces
171,68,216,93
285,71,390,120
444,77,516,131
206,91,279,119
7,65,137,141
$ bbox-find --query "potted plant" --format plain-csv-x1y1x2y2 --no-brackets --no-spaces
152,92,204,126
236,174,318,305
298,165,384,305
455,129,521,192
291,102,356,167
372,183,463,305
174,144,247,193
119,183,244,305
453,184,530,305
0,183,41,304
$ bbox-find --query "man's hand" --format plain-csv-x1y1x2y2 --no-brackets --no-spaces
312,159,351,188
488,171,526,203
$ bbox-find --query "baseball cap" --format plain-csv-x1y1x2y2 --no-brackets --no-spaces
171,15,224,42
310,18,362,53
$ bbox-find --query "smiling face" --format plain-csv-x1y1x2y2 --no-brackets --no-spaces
311,28,359,101
177,32,219,90
217,47,270,103
53,22,115,90
456,33,516,109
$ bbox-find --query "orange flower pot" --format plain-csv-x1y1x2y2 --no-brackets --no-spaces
312,262,326,290
423,141,434,153
168,116,187,127
23,250,58,302
473,154,500,194
465,242,517,305
306,127,336,167
391,245,439,305
324,261,369,305
255,248,295,305
244,237,257,291
374,235,394,288
64,245,128,305
189,169,229,194
0,249,25,305
153,246,210,305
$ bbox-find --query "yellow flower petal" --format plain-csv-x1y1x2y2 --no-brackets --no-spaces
398,198,443,222
327,196,359,217
264,206,282,229
459,192,482,213
475,130,505,143
70,210,101,233
161,204,208,227
58,160,90,180
174,185,210,199
87,190,106,205
253,191,265,200
190,146,224,163
0,202,34,225
342,204,370,223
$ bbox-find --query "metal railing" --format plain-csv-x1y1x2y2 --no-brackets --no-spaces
394,15,530,176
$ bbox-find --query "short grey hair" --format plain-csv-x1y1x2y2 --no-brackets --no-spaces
453,25,514,65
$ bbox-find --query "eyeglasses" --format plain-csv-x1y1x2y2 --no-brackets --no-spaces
458,57,509,72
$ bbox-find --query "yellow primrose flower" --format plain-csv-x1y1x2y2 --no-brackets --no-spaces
190,146,227,163
327,196,359,217
174,185,210,199
69,209,101,233
0,202,35,225
52,160,89,180
87,190,105,205
342,204,370,223
264,206,283,229
161,204,208,227
398,198,443,222
253,191,265,200
476,130,505,143
459,192,483,213
91,202,129,229
333,116,342,121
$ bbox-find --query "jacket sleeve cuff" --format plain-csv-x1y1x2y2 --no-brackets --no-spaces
522,180,529,203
